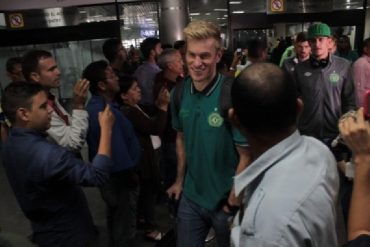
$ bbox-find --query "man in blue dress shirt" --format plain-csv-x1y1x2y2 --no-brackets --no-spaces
83,60,141,247
1,82,115,247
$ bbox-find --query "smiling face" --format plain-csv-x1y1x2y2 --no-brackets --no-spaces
32,57,61,89
186,37,221,85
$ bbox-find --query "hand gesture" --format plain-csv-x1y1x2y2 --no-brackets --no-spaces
73,79,90,109
339,108,370,156
98,104,115,131
155,87,170,110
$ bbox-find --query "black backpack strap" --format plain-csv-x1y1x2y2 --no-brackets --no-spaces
173,76,190,115
219,76,234,119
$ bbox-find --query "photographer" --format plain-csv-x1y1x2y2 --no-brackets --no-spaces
339,108,370,246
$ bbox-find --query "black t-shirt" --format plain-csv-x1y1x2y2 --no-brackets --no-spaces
342,235,370,247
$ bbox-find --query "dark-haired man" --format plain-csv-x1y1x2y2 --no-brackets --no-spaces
134,37,162,106
84,60,140,247
1,82,114,247
22,50,90,153
282,32,311,77
6,57,25,83
230,62,339,247
0,56,24,141
102,38,134,77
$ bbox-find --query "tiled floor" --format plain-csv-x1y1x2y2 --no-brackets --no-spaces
0,159,175,247
0,153,346,247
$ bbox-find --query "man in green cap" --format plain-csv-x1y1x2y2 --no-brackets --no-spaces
293,22,356,150
293,22,356,226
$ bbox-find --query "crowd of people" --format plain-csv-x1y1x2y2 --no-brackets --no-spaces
0,20,370,247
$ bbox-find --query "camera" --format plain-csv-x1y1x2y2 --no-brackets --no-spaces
236,48,242,56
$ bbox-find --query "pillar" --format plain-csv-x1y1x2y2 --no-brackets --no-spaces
160,0,189,47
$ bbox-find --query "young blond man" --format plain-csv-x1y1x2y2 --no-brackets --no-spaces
167,21,250,247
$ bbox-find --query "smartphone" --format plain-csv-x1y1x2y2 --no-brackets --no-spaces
364,90,370,119
236,48,242,55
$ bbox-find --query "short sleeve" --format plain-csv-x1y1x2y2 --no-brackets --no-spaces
232,127,248,147
342,235,370,247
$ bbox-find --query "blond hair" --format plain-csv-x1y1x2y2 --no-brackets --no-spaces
183,21,222,50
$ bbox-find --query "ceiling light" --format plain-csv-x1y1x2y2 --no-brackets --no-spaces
190,12,200,16
214,9,228,11
232,10,245,14
230,1,242,4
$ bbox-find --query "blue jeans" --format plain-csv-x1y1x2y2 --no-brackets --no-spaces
177,195,232,247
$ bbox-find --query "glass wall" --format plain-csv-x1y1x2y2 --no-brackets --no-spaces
121,2,159,48
0,39,105,105
0,0,366,100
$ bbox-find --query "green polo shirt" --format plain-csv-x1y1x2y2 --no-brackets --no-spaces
171,74,244,210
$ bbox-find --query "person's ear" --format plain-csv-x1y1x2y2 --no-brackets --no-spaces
166,62,173,70
296,97,304,116
215,49,222,63
16,107,30,122
97,81,106,92
228,108,242,130
30,72,40,82
120,92,129,102
6,72,13,80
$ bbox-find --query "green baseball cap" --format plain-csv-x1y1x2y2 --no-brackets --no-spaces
308,23,331,39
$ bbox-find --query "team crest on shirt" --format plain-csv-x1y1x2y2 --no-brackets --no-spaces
208,111,223,127
329,71,340,84
179,109,190,118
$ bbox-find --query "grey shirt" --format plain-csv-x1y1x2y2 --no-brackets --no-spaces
231,130,339,247
134,61,161,105
293,55,356,139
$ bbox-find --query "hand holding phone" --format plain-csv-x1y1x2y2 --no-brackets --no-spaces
363,90,370,119
236,48,242,56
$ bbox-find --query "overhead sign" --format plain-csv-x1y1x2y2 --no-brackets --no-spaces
44,8,66,27
9,13,24,28
270,0,284,12
267,0,333,14
5,7,78,29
